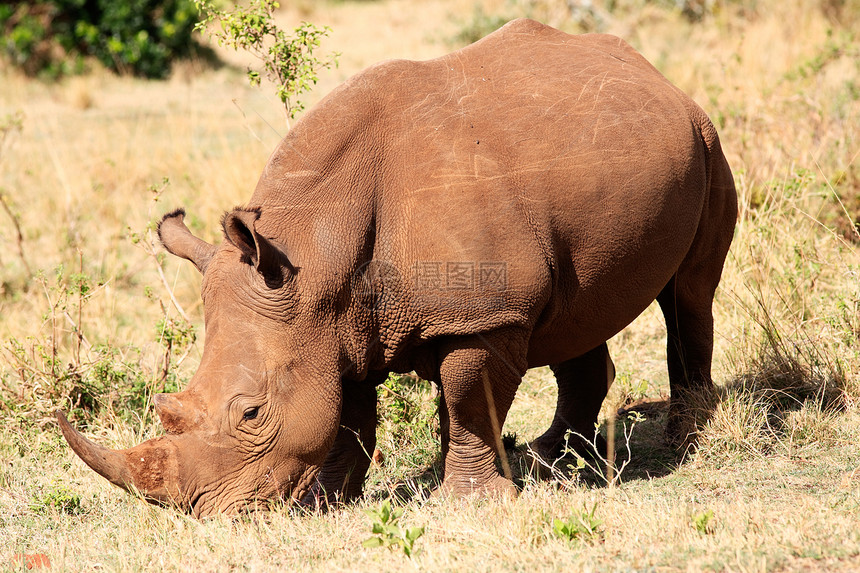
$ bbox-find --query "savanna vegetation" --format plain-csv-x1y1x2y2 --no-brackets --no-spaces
0,0,204,78
1,0,858,570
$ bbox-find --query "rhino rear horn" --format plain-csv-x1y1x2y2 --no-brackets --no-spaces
56,411,184,507
223,208,294,287
153,392,197,435
158,209,217,274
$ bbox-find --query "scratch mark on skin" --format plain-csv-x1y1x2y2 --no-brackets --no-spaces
540,95,576,117
590,113,627,144
406,150,630,196
593,71,612,107
273,169,322,180
637,95,660,113
407,92,438,119
573,65,609,104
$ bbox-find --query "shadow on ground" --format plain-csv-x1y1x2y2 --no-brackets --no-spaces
503,398,683,490
373,399,680,504
372,360,848,503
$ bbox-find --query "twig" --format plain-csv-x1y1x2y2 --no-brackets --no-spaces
482,369,513,482
38,275,58,380
154,260,190,323
173,343,194,370
0,192,33,277
62,311,92,353
75,251,83,365
158,337,173,388
605,352,616,486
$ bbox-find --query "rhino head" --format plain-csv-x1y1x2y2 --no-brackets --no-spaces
58,208,345,517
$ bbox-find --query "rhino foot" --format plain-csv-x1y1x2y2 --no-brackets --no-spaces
433,473,518,500
665,385,720,457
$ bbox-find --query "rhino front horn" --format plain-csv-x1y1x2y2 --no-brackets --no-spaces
56,411,185,507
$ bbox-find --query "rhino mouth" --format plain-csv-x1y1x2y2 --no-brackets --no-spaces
186,464,321,518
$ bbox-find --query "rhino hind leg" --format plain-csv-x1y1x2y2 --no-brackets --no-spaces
302,379,378,508
435,328,527,498
658,145,736,454
527,344,613,474
657,274,723,453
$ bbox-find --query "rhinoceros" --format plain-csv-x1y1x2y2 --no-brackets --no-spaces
57,18,737,517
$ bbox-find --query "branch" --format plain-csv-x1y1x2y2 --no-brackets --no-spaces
0,192,32,277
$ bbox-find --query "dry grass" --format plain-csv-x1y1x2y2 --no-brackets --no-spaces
1,0,859,570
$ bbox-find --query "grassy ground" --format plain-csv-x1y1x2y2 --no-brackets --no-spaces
1,0,859,570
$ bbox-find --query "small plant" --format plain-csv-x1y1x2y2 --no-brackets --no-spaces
368,374,440,497
372,373,439,484
129,178,195,324
362,500,425,557
617,373,650,406
377,373,429,429
194,0,338,124
0,263,170,424
551,502,603,543
530,410,644,487
692,508,715,534
30,483,84,515
376,373,438,448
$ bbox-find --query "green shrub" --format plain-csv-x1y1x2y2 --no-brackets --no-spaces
30,483,85,515
0,0,203,78
194,0,338,121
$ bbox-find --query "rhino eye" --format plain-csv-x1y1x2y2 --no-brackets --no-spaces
243,407,259,421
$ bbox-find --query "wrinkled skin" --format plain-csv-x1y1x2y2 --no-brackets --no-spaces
58,19,737,517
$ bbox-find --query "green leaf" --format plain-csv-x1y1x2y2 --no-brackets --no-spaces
406,526,425,541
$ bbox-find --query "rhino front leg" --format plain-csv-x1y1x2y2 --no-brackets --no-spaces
436,329,527,497
303,379,377,508
528,343,614,470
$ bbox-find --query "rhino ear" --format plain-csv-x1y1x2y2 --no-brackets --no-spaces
158,209,217,274
223,209,293,287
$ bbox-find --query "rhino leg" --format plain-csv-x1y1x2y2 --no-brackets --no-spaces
658,151,736,453
657,275,720,453
302,379,377,508
528,344,613,473
436,329,526,498
658,126,736,453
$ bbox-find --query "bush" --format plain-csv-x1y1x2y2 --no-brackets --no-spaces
0,0,202,78
194,0,338,122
